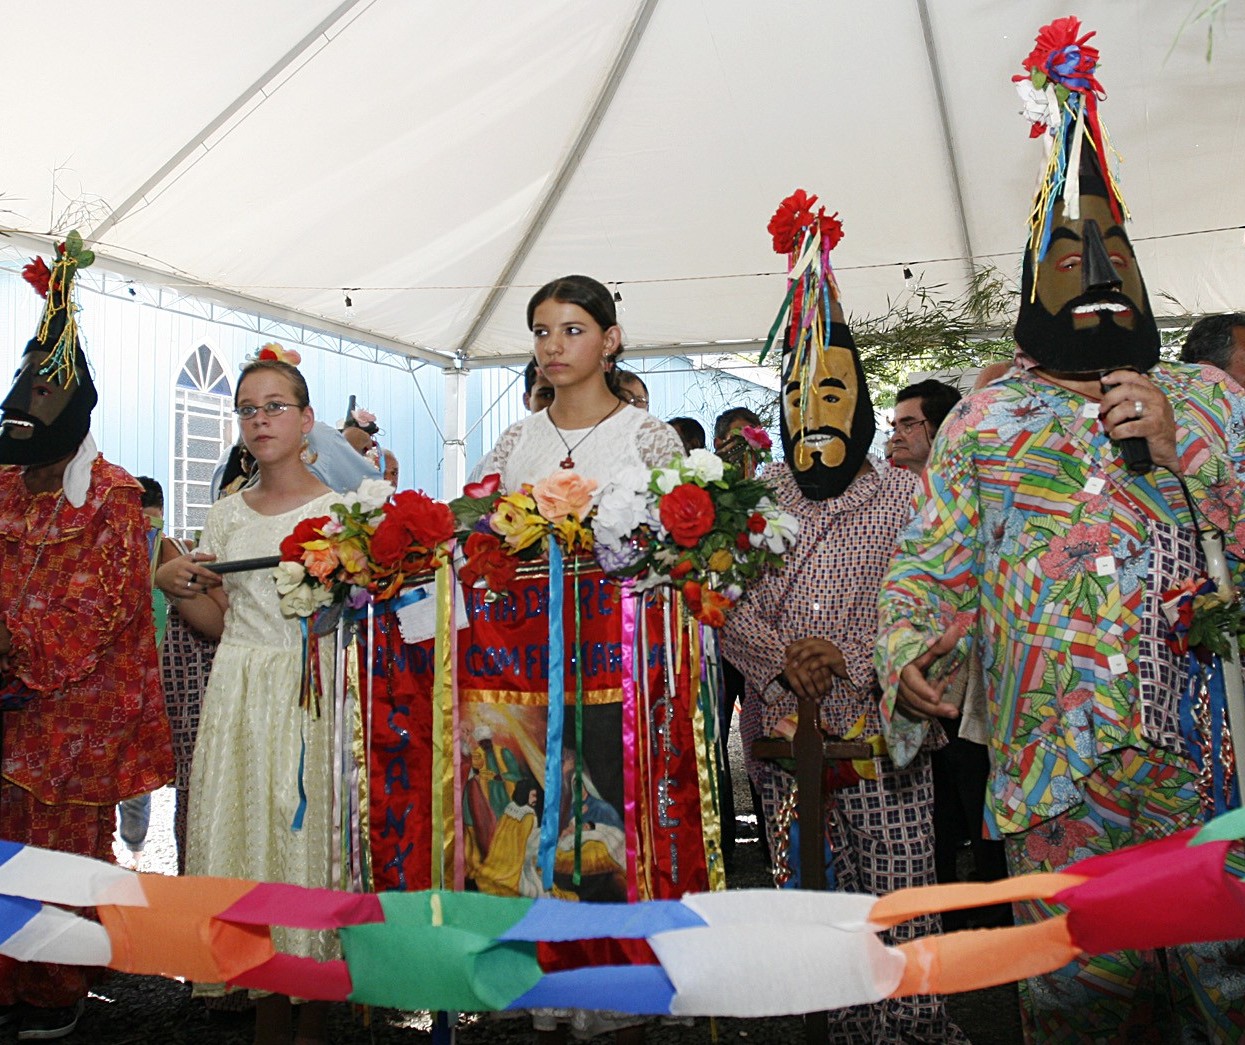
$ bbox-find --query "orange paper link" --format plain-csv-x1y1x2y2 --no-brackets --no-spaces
869,872,1086,929
99,874,274,983
891,916,1079,997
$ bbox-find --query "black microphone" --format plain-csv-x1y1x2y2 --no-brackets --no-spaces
1100,374,1153,474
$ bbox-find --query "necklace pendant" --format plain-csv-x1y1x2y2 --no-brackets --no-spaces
560,456,574,470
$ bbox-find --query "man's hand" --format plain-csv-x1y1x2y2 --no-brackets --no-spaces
896,624,965,720
1099,369,1179,471
781,638,847,701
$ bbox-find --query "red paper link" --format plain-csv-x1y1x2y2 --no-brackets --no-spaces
1057,837,1245,955
219,882,384,930
230,953,353,1001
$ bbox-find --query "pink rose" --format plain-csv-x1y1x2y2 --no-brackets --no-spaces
532,471,597,522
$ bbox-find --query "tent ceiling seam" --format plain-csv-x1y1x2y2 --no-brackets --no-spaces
916,0,977,291
87,0,374,243
455,0,663,357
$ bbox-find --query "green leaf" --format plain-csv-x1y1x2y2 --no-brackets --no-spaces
1031,71,1048,90
65,230,84,257
76,249,95,269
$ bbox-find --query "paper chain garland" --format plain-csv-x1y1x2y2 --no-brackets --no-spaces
3,809,1245,1017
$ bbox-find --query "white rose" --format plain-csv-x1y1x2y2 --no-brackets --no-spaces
653,468,681,495
1015,80,1060,136
353,478,395,514
684,448,724,484
273,561,306,595
281,582,318,617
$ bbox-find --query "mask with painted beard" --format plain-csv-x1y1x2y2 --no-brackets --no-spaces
1014,187,1160,375
780,319,875,500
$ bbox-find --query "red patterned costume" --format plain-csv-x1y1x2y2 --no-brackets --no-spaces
0,455,173,1006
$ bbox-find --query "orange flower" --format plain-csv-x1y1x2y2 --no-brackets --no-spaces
707,548,734,573
303,543,341,583
695,588,732,628
532,471,598,522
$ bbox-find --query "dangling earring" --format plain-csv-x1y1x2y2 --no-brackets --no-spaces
300,437,318,466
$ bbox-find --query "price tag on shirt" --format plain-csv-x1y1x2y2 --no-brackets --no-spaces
1108,653,1128,676
1082,401,1100,420
1094,555,1116,576
1083,476,1106,496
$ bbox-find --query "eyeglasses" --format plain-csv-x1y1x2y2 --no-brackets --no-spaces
235,401,298,420
891,417,928,435
620,393,649,407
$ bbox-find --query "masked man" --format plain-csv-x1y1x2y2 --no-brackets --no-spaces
877,20,1245,1041
0,238,172,1038
722,194,965,1044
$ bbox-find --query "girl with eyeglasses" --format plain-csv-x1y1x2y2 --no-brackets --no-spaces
155,352,338,1045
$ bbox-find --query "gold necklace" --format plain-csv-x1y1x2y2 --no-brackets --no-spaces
549,400,624,470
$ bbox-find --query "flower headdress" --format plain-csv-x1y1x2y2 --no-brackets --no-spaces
20,230,95,386
249,342,302,366
1014,16,1127,267
759,189,843,365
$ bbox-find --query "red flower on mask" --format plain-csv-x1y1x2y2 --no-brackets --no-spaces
21,257,51,298
659,483,715,548
1016,16,1103,96
767,189,819,254
819,211,844,251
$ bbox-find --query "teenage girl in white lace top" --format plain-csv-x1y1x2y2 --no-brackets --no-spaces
481,274,683,489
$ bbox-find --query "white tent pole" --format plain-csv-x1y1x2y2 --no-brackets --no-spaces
454,0,662,357
915,0,978,294
441,355,468,500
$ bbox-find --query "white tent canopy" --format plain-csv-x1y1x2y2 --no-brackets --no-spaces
4,1,1243,368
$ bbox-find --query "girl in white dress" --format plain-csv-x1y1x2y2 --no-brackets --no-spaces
482,274,682,490
157,357,336,1045
482,277,681,1045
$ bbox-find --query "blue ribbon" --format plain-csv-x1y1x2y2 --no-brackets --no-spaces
540,542,566,889
345,584,429,621
291,729,308,831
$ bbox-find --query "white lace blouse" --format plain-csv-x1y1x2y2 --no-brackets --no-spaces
481,405,684,492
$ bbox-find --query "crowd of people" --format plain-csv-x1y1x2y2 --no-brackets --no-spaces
4,31,1245,1042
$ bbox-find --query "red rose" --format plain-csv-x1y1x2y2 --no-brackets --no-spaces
767,189,819,255
818,210,844,252
368,518,412,568
21,257,51,298
659,483,715,548
279,515,329,561
736,532,751,551
372,491,455,567
746,513,767,534
669,559,694,580
460,531,517,591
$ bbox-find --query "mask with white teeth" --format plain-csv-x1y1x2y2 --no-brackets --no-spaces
1013,158,1160,375
0,311,98,467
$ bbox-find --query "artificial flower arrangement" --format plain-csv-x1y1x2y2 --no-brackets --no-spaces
592,437,797,626
274,427,795,628
1161,576,1245,663
444,429,795,626
448,471,598,593
273,478,456,619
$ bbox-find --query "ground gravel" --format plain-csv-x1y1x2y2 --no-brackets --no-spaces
79,737,1023,1043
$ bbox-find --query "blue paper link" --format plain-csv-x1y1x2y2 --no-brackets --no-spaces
510,966,676,1016
500,898,706,943
0,894,41,944
540,542,566,889
0,840,23,869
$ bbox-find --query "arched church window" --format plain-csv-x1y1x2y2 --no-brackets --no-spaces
170,344,233,539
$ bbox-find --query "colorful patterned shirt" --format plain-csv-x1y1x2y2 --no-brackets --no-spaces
876,364,1245,835
723,463,920,738
0,457,173,804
